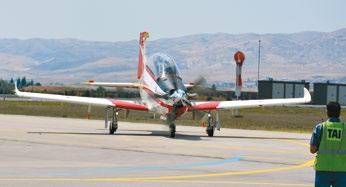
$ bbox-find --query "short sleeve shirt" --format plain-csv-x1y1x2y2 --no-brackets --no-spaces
310,117,341,149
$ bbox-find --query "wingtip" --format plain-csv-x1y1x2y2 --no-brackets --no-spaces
303,88,311,103
14,81,19,94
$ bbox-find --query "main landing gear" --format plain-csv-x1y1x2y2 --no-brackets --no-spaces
169,123,176,138
206,112,215,137
106,107,118,135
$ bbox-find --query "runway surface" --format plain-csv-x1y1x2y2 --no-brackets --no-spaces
0,114,315,186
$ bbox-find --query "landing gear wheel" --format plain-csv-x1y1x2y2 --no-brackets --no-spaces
206,113,215,137
109,122,118,134
206,127,214,137
169,124,176,138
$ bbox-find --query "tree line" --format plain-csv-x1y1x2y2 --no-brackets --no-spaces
0,77,41,94
62,87,140,98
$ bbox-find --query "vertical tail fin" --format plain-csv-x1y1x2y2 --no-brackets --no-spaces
137,32,149,80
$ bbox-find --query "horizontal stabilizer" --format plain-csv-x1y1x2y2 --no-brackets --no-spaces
84,81,140,88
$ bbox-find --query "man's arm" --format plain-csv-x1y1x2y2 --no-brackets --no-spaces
310,145,318,154
310,123,323,154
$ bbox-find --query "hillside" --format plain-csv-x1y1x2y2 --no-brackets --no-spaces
1,29,345,85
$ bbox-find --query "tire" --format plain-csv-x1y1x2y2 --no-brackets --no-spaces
169,124,176,138
206,127,214,137
109,122,117,134
206,116,215,137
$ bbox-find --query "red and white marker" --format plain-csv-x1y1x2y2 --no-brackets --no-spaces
234,51,245,99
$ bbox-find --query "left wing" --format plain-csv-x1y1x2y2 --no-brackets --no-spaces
14,84,147,111
190,88,311,111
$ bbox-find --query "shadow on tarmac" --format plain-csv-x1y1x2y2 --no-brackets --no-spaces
28,131,203,141
27,130,308,141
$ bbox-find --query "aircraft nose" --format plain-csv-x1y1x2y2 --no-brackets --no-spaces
171,89,186,102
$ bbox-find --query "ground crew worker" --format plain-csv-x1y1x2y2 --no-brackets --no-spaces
310,101,346,187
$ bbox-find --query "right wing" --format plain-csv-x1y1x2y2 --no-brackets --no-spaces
191,88,311,111
14,84,147,111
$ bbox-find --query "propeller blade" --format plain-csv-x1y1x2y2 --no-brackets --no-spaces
194,76,207,86
186,76,207,92
187,92,198,99
154,93,169,99
182,98,192,107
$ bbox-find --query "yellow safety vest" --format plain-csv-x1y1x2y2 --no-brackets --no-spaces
315,121,346,171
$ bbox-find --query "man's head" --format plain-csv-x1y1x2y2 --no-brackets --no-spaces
327,101,341,118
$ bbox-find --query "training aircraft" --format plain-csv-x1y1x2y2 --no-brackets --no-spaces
14,32,311,137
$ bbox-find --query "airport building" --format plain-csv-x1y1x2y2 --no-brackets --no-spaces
313,82,346,105
258,80,310,99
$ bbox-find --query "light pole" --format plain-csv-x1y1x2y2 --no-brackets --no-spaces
257,40,261,90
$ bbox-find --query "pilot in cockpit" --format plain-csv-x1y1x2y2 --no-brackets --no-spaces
152,53,179,80
148,53,184,94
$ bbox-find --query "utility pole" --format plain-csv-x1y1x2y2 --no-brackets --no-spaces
257,40,261,90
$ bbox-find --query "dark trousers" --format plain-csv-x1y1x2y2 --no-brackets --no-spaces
315,171,346,187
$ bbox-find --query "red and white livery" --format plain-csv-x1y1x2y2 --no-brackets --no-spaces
15,32,311,138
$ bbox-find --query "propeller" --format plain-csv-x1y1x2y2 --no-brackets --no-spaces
193,76,207,87
186,76,207,99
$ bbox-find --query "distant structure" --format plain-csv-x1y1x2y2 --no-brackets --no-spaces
258,80,346,106
257,40,261,89
313,82,346,105
258,80,309,99
234,51,245,99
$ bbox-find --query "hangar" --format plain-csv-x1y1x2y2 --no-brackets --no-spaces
258,80,346,106
313,82,346,105
258,80,310,99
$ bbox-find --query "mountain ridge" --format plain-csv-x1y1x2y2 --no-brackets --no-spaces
0,29,345,85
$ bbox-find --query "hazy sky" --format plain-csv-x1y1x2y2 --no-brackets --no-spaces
0,0,345,41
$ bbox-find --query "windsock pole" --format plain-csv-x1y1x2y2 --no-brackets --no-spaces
233,51,245,117
235,63,242,99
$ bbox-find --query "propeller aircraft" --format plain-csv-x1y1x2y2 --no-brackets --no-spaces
15,32,311,138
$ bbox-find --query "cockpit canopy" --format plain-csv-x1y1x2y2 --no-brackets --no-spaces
147,53,185,93
147,53,181,80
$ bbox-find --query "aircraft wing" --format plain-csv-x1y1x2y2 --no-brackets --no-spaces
14,85,148,111
84,81,140,88
190,88,311,111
